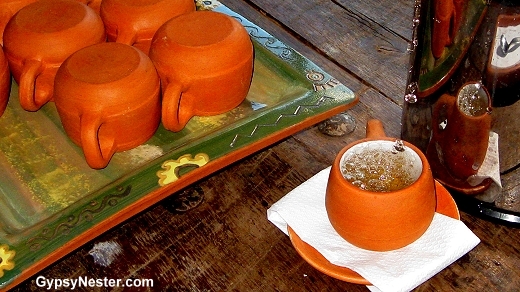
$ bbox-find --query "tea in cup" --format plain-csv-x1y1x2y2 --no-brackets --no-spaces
1,45,10,117
149,10,254,132
325,119,437,251
54,42,161,169
100,0,196,54
2,0,105,111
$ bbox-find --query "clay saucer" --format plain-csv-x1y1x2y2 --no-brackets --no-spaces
287,180,460,285
426,143,492,195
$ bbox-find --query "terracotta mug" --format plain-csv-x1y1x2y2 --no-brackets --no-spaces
2,0,105,111
54,42,161,169
429,83,492,180
149,10,254,132
0,0,39,45
1,45,11,117
100,0,196,54
325,119,437,251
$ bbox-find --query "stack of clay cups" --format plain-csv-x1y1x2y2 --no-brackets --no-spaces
1,0,254,169
3,0,106,111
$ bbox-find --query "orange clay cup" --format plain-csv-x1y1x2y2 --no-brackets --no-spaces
2,0,105,111
1,45,11,117
54,43,161,169
100,0,195,54
149,10,254,132
325,119,437,251
429,84,492,180
0,0,39,45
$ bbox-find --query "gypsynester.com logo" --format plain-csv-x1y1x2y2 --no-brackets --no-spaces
35,275,154,290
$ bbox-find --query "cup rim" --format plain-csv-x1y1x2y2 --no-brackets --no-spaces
333,137,432,195
455,82,492,118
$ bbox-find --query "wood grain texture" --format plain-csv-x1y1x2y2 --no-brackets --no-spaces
239,0,412,104
8,0,520,291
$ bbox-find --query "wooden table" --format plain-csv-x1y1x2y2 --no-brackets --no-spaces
9,0,520,291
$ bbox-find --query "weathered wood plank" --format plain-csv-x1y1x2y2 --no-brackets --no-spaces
334,0,415,39
236,0,412,104
221,0,365,93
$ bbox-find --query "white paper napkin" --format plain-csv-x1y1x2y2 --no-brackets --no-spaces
267,167,480,292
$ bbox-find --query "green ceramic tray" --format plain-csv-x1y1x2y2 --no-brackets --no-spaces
0,0,357,289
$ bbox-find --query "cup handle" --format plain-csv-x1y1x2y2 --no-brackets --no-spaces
115,29,137,46
429,93,456,172
365,119,387,139
162,82,190,132
431,94,455,137
19,59,47,111
80,113,116,169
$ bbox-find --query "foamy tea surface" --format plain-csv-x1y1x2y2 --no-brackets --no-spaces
340,140,422,192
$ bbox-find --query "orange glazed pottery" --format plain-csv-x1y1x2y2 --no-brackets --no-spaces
149,10,254,132
100,0,196,54
2,0,105,111
325,119,437,251
0,0,39,45
54,42,161,169
428,84,492,181
1,45,11,117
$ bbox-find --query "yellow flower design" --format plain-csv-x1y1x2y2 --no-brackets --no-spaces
195,0,220,10
0,244,15,278
157,153,210,186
